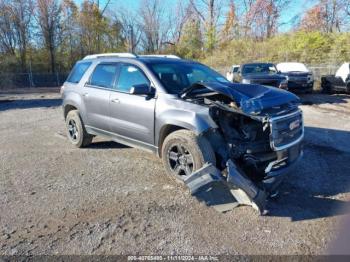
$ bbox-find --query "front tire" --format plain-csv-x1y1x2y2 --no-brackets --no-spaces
65,110,93,148
161,130,216,182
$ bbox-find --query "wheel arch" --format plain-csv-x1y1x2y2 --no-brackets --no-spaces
157,124,189,157
63,104,78,119
155,109,217,157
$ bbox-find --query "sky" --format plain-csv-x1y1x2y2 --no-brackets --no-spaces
74,0,318,32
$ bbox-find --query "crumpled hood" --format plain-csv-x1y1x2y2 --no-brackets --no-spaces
183,81,300,115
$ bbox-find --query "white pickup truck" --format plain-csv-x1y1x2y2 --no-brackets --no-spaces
321,63,350,94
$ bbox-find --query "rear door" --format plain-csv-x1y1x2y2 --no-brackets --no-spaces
109,63,156,146
83,63,119,132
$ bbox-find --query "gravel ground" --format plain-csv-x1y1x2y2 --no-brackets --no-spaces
0,91,350,255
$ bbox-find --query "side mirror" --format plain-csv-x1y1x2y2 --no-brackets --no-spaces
130,84,151,95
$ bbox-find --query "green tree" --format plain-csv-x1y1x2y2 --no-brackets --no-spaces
36,0,62,73
78,0,108,55
176,18,202,59
61,0,79,68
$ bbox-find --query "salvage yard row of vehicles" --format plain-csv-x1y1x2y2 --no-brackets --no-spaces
226,62,314,93
61,53,304,213
226,61,350,94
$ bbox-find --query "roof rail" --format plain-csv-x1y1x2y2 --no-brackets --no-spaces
141,54,181,59
83,53,137,60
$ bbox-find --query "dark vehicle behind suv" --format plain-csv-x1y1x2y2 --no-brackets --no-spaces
277,62,314,93
227,63,288,89
61,53,303,206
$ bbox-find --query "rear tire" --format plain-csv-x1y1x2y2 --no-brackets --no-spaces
65,110,93,148
161,130,216,182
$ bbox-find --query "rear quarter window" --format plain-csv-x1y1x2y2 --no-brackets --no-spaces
66,62,92,83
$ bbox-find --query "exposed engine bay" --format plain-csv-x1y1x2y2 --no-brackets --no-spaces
182,83,304,214
186,91,303,182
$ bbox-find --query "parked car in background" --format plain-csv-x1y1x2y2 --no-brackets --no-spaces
226,65,240,82
276,62,314,93
226,63,288,89
321,63,350,94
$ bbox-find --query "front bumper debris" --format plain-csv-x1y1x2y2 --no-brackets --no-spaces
226,160,268,215
184,161,268,215
184,150,302,215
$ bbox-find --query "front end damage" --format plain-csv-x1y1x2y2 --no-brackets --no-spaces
182,82,304,214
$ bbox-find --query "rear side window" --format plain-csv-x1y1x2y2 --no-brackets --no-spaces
66,62,91,83
116,65,150,93
89,64,118,88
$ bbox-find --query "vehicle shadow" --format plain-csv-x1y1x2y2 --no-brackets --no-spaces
0,98,62,111
299,93,349,106
268,126,350,221
188,126,350,221
88,140,130,149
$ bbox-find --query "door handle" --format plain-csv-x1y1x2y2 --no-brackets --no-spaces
111,98,120,103
82,92,89,97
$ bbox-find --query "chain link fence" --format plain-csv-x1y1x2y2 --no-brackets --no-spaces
0,72,68,89
0,64,342,90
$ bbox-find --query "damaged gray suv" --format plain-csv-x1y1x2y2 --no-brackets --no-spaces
62,53,303,209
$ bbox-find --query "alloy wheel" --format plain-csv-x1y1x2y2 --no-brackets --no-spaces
167,144,194,179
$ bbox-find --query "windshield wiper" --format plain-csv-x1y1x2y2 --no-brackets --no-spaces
179,81,207,99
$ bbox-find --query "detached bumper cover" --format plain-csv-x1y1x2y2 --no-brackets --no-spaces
184,142,303,215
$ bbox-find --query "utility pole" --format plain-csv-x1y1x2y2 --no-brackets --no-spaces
97,0,100,52
128,25,134,53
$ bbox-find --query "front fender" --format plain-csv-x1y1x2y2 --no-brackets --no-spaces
155,97,218,147
157,109,214,134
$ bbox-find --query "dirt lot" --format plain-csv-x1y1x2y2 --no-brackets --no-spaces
0,90,350,255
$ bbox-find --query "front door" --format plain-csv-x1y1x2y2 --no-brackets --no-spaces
109,63,155,146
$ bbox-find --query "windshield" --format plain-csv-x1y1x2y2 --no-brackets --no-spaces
242,64,277,75
149,62,229,94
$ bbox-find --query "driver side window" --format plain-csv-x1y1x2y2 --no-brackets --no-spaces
116,64,150,93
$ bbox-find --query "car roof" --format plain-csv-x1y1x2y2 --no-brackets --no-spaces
276,62,309,73
242,62,275,66
81,56,199,65
80,53,196,65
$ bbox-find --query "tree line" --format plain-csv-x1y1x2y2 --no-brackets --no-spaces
0,0,349,74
